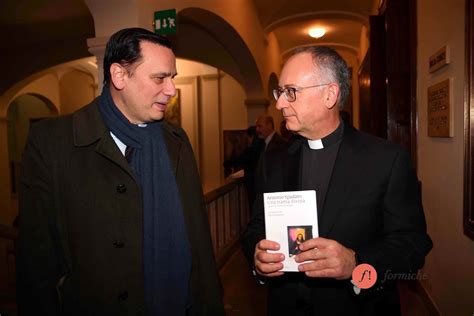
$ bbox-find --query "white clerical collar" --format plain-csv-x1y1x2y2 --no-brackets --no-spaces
307,139,324,150
307,122,344,150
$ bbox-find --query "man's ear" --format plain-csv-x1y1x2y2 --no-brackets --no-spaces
109,63,127,90
324,83,340,109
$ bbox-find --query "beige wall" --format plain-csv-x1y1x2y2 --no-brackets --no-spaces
175,59,247,192
199,75,221,192
60,70,95,115
220,72,248,131
0,74,60,225
174,76,200,160
418,0,474,314
132,0,272,99
8,95,54,162
176,59,216,76
0,62,97,225
15,74,61,112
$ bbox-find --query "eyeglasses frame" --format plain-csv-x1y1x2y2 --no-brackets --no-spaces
272,83,332,102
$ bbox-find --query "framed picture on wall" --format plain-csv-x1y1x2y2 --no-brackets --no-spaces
223,130,248,178
165,89,181,126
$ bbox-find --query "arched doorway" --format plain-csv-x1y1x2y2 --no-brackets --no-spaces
171,7,265,101
163,9,268,191
6,94,57,223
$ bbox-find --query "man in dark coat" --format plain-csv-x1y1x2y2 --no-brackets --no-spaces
17,28,224,316
254,115,287,199
242,46,432,315
255,115,286,152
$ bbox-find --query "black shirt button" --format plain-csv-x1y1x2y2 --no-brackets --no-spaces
118,290,128,301
113,241,125,248
116,184,127,193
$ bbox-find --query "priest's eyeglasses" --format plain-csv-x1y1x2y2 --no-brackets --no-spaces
272,83,331,102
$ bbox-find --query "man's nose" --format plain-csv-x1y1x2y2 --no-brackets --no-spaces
164,78,176,97
275,95,287,111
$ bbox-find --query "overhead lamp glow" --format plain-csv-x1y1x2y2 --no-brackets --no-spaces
308,27,326,39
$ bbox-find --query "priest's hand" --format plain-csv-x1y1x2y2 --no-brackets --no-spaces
294,237,356,280
254,239,285,277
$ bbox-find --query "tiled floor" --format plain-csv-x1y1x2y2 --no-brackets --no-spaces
220,247,433,315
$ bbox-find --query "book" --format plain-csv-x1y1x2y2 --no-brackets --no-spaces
264,190,319,272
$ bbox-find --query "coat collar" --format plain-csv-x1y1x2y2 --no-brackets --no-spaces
73,98,107,147
72,99,183,176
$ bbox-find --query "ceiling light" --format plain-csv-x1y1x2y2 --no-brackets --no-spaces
308,27,326,39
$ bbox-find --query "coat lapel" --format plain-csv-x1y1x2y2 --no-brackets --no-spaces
73,100,135,179
95,134,135,178
285,137,304,191
318,125,364,237
73,101,183,179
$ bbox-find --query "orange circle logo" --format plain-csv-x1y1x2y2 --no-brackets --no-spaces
352,264,377,289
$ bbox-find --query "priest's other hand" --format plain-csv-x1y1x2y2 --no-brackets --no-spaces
295,237,356,280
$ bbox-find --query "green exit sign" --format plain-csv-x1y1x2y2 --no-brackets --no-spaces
154,9,177,35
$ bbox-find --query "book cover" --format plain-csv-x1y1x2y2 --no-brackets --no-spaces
264,190,319,272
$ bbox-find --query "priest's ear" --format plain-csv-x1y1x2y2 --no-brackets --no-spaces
109,63,128,90
324,83,340,109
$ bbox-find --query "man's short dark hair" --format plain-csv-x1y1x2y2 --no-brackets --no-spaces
103,27,172,86
292,46,351,108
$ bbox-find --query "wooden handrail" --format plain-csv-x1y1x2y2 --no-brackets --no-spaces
204,177,243,202
204,177,249,268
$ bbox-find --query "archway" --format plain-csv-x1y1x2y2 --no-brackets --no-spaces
1,0,95,96
0,57,104,225
171,7,264,101
4,94,57,225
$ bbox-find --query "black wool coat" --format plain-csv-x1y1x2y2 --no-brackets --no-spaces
17,100,225,316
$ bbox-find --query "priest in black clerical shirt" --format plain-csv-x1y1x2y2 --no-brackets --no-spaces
242,46,432,316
